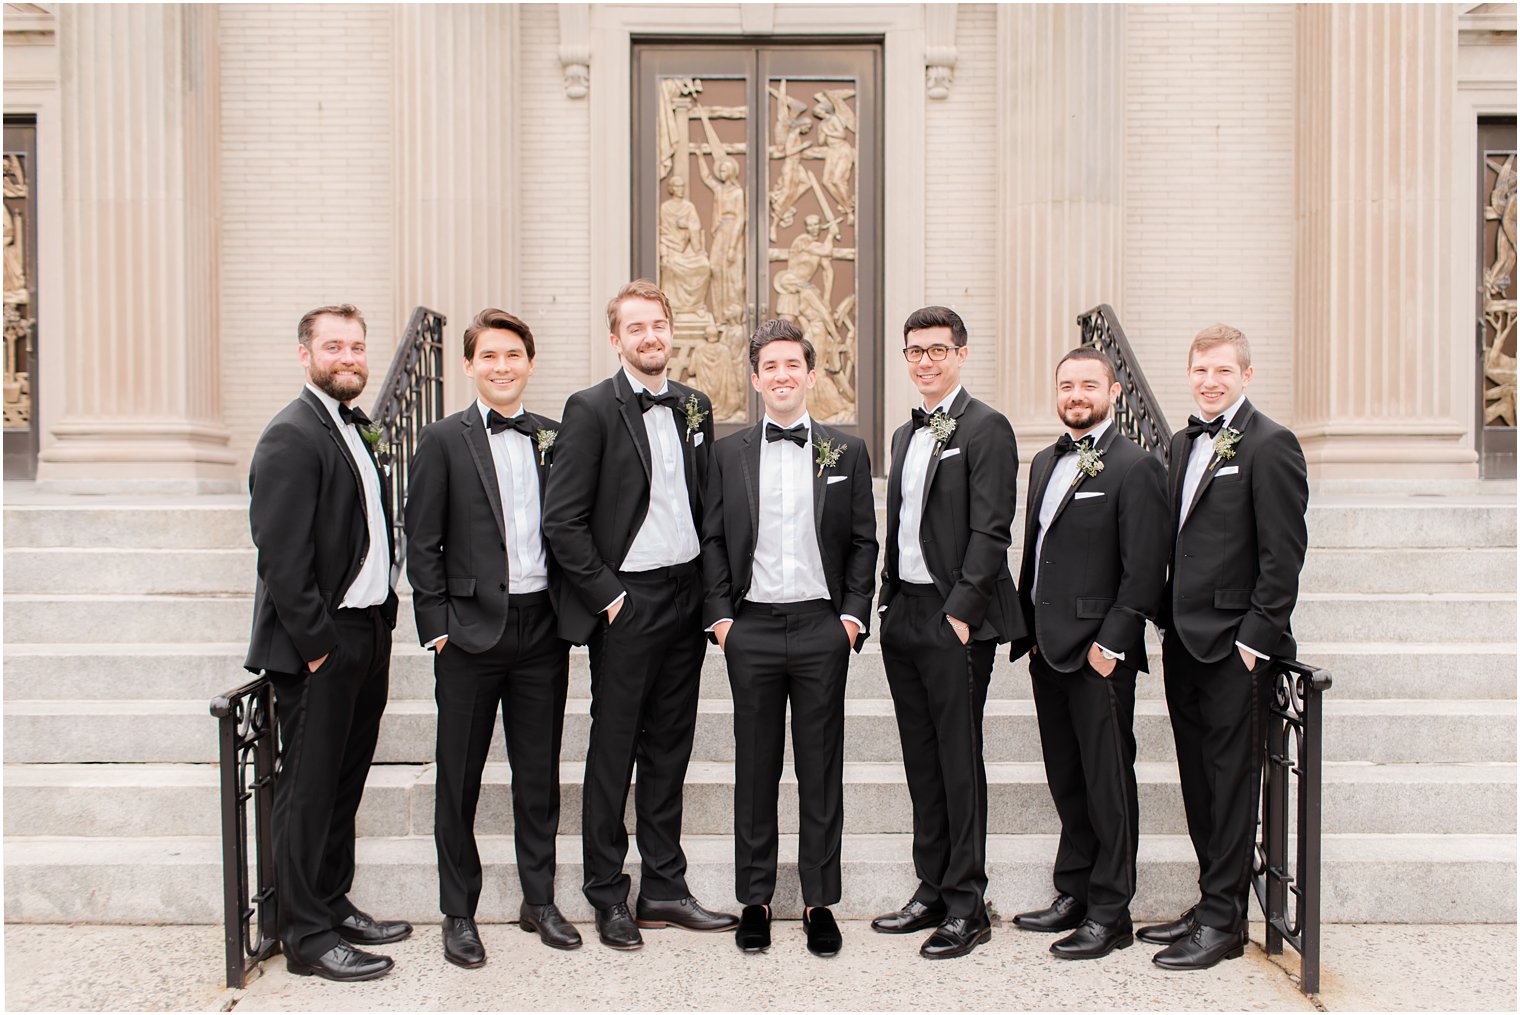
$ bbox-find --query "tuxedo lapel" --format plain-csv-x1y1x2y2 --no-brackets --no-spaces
613,371,654,485
740,423,762,549
810,421,831,556
1046,424,1118,533
300,387,368,522
461,410,508,545
918,387,971,517
530,413,553,511
1181,399,1256,529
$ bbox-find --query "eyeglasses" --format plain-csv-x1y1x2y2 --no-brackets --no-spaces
902,344,956,363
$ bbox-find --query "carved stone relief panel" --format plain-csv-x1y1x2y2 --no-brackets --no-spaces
3,150,33,431
1482,148,1516,428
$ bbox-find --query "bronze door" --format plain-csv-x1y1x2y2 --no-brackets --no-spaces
633,43,882,462
4,118,38,480
1478,117,1517,479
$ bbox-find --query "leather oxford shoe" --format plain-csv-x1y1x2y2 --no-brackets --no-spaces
1012,893,1087,933
736,904,771,953
1137,907,1197,945
920,914,992,959
519,902,582,950
1050,918,1134,960
442,916,486,969
635,894,739,932
1152,923,1248,970
286,941,393,981
595,902,644,950
870,899,948,934
336,908,413,946
804,907,842,957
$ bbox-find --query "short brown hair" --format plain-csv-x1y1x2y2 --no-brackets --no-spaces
903,305,968,347
1189,324,1252,369
464,308,535,361
606,279,672,334
1056,346,1117,385
749,317,816,373
298,304,366,347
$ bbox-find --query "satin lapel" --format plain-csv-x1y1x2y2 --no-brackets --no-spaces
1026,446,1059,561
885,423,909,565
1047,425,1118,532
613,372,654,484
810,422,830,555
740,424,761,548
1181,400,1255,530
462,411,508,545
918,388,972,518
530,414,552,511
300,388,368,524
670,385,699,515
1170,431,1191,523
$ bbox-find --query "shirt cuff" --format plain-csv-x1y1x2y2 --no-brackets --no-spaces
601,591,627,614
706,618,734,633
1236,640,1269,660
424,635,446,650
1094,642,1125,662
840,614,863,629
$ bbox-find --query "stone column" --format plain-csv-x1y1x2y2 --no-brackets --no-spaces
394,4,519,413
996,4,1125,457
40,5,234,491
1294,4,1474,479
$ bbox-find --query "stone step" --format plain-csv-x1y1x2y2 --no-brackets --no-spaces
6,697,1512,766
1298,547,1515,594
7,641,1513,702
9,760,1511,840
7,590,1510,646
1299,499,1515,549
5,831,1512,924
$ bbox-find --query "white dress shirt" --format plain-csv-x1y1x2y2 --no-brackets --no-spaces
477,400,549,594
305,383,391,609
896,384,963,585
619,369,701,572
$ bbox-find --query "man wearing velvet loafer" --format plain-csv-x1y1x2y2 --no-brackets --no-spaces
1007,348,1168,961
701,320,876,958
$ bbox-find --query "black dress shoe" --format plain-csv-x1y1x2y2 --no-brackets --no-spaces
1137,907,1197,945
1012,893,1087,933
442,916,486,969
336,908,413,946
635,894,740,932
1152,923,1248,970
736,905,771,953
920,915,992,959
1050,918,1134,960
519,902,582,950
870,899,948,934
595,902,644,950
804,907,842,957
286,941,393,981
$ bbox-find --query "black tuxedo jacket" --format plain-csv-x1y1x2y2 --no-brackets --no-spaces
1009,426,1169,672
879,388,1024,644
700,420,878,650
244,387,398,675
404,405,562,654
1162,398,1309,664
542,370,714,644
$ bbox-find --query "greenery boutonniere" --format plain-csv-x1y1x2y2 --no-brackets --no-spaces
358,422,392,472
813,437,846,477
1074,441,1106,482
927,410,957,454
683,393,707,443
1212,426,1243,466
536,428,557,466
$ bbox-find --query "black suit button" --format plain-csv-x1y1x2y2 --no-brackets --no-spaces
1040,601,1049,607
499,583,507,591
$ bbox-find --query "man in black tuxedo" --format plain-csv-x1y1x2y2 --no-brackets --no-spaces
1007,347,1169,960
701,319,877,957
541,279,737,949
1140,324,1308,970
405,308,579,968
871,305,1024,959
244,304,411,982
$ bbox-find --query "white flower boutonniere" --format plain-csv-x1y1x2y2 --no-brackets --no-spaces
927,410,957,454
536,428,557,466
1074,441,1106,483
683,393,707,444
813,437,846,477
358,422,392,472
1212,426,1243,465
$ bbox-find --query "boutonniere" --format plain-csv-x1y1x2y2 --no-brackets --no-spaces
359,422,392,472
1073,441,1106,482
927,410,957,454
1211,426,1243,466
813,437,846,477
682,393,706,443
536,428,557,466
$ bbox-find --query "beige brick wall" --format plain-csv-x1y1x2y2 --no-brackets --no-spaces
1120,4,1297,427
219,4,396,476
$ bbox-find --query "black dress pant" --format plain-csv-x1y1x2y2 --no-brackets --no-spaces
1029,651,1139,927
582,561,706,909
268,605,391,962
879,584,996,920
1161,633,1271,932
433,592,569,917
726,600,850,908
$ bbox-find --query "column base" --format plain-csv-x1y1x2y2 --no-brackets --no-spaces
36,419,239,494
1299,425,1478,481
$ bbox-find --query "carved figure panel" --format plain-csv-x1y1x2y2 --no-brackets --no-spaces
3,151,33,431
1482,149,1517,428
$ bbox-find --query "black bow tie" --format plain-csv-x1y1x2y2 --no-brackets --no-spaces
637,389,681,414
1184,414,1226,440
338,403,371,429
765,422,809,447
1054,433,1094,457
911,406,948,430
487,409,536,438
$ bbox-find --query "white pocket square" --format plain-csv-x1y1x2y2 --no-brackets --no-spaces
1216,465,1239,476
938,447,961,459
693,432,704,447
827,475,848,485
1073,490,1105,500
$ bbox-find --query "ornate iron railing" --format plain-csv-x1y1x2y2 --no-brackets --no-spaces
369,306,447,564
1078,304,1173,462
1253,660,1332,995
210,678,280,989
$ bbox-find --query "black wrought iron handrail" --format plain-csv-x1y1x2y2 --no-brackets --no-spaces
1078,304,1173,462
1253,659,1332,995
369,306,447,564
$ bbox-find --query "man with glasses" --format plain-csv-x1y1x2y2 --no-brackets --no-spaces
871,305,1024,959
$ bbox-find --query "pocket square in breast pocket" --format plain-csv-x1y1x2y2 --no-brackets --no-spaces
1215,465,1239,477
826,475,848,485
938,447,961,459
693,432,705,447
1073,490,1105,500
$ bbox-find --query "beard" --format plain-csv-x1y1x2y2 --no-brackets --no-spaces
627,343,670,375
1059,399,1110,430
310,360,368,402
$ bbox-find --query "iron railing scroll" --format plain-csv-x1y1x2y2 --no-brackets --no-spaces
369,306,447,565
1077,304,1174,463
1253,660,1333,995
210,678,280,989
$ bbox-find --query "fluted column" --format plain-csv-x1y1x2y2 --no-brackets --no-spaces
997,4,1124,455
41,4,234,491
394,4,519,412
1294,4,1473,478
